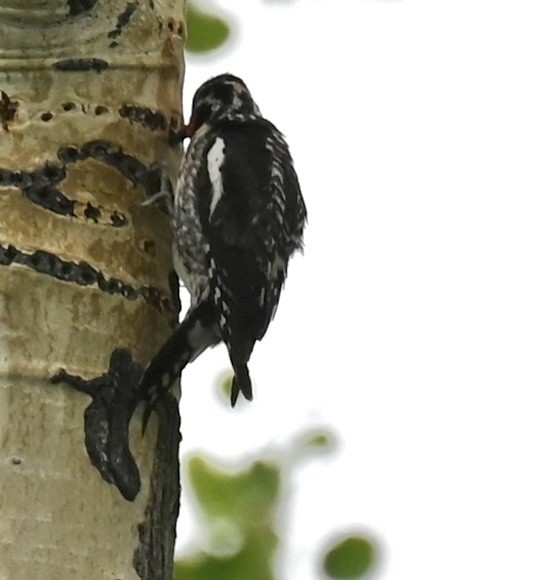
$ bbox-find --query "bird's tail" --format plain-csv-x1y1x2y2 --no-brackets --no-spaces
230,362,253,407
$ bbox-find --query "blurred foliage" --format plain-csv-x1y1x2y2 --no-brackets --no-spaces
175,457,279,580
323,536,376,579
174,427,377,579
185,0,310,54
219,374,234,401
186,3,230,53
306,431,334,450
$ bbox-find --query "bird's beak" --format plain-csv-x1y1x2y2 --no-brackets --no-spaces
169,119,196,146
181,119,197,139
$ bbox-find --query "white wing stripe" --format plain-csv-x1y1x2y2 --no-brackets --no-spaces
207,137,226,220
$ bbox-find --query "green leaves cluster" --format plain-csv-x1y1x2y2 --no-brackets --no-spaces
175,458,280,580
175,427,377,579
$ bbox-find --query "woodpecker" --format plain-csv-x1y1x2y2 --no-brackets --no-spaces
139,73,306,415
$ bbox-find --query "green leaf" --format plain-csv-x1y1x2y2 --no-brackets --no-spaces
186,4,230,53
175,456,282,579
305,429,336,452
187,456,280,524
323,536,375,579
175,550,274,580
219,374,234,402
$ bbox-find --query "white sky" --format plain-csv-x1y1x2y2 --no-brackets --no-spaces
176,1,539,578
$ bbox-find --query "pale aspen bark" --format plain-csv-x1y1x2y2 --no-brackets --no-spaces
0,2,185,579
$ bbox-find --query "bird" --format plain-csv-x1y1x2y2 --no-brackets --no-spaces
138,73,307,421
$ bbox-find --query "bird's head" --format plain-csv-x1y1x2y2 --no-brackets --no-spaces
181,73,260,139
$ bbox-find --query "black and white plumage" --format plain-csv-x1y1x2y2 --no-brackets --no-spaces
139,73,306,416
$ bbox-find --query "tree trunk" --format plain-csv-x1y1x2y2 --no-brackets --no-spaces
0,2,185,578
